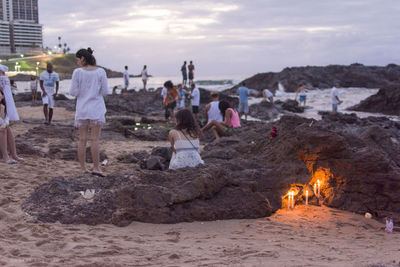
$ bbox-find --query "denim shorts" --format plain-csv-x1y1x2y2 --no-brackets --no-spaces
332,104,338,111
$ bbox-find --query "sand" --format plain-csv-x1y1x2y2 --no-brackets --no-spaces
0,106,399,266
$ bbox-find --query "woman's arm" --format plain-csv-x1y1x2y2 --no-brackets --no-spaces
100,70,109,96
222,109,232,126
168,130,176,153
69,69,79,97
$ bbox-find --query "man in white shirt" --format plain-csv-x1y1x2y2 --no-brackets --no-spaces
263,89,274,103
331,83,342,114
141,65,148,91
123,66,129,95
189,83,200,120
39,63,59,125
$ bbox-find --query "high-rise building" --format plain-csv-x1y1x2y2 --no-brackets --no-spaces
0,0,43,55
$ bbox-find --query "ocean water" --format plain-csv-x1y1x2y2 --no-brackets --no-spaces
12,76,397,122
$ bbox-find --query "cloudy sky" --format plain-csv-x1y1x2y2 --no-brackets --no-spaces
39,0,400,76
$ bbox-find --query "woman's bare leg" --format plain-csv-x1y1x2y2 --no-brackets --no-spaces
202,120,225,138
7,127,21,160
78,125,89,172
90,124,102,174
0,129,10,162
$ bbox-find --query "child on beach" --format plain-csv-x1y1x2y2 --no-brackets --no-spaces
30,76,38,103
0,64,23,164
201,100,241,140
169,109,204,169
69,48,109,176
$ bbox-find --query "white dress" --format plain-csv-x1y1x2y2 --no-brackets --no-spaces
0,75,19,121
69,68,109,126
169,130,204,169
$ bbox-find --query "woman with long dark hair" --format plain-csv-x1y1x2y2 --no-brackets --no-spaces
168,109,204,169
69,48,109,176
201,100,241,140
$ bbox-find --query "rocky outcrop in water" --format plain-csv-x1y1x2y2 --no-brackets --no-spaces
249,99,304,121
348,84,400,116
225,63,400,94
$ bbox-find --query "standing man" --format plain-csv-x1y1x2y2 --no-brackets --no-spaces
141,65,149,91
237,82,249,120
188,60,195,86
39,63,59,125
123,65,129,95
189,83,200,120
181,61,187,86
331,83,342,114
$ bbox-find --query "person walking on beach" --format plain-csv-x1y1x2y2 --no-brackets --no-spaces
188,61,195,85
263,89,274,103
177,84,187,110
30,76,38,104
0,65,23,164
69,48,109,176
39,63,59,125
296,84,307,106
141,65,149,91
201,100,241,140
123,65,129,95
237,82,249,120
181,61,187,86
189,83,200,120
331,83,342,114
169,109,204,169
163,80,178,122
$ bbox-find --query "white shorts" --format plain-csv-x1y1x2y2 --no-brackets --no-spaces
42,94,55,108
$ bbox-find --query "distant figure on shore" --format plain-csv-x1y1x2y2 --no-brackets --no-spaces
163,80,178,122
201,100,241,140
331,83,343,114
30,76,38,103
141,65,149,91
0,64,23,164
123,65,129,95
169,109,204,169
189,83,200,120
263,89,274,103
40,63,59,125
204,91,223,126
238,82,249,120
177,84,186,110
188,61,195,85
112,86,118,95
10,80,17,95
181,61,187,86
161,86,167,107
69,48,109,176
296,84,307,106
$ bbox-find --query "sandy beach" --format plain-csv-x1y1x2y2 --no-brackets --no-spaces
0,106,398,266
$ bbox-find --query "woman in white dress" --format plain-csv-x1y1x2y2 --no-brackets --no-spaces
169,109,204,169
0,65,23,164
141,65,148,91
69,48,109,176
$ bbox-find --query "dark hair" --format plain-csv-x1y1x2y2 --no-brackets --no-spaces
0,90,6,115
210,92,218,98
175,109,200,138
241,82,246,86
218,100,231,119
76,47,96,66
143,65,147,69
191,83,196,88
190,61,193,64
164,80,173,89
184,61,186,64
125,66,128,69
31,76,35,80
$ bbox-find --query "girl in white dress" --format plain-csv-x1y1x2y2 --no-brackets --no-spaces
69,48,109,176
169,109,204,169
0,65,23,164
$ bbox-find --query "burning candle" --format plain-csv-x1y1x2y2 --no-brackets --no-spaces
291,191,294,209
317,180,321,198
288,192,291,209
313,183,317,195
306,190,309,205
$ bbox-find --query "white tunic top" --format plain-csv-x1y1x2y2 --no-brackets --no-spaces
169,130,204,169
0,75,19,121
69,68,109,124
207,101,223,124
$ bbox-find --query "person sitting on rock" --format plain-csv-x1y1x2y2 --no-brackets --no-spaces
201,100,241,140
169,109,204,169
204,91,223,127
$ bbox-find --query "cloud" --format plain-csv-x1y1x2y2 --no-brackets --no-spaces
39,0,400,75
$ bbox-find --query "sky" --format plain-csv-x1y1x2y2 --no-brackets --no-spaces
39,0,400,76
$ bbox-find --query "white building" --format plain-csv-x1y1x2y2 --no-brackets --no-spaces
0,0,43,55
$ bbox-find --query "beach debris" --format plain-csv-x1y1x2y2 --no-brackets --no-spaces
385,217,393,233
101,159,108,166
80,189,96,200
309,120,314,127
364,212,372,219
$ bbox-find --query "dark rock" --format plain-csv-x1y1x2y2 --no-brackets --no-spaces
249,101,281,120
48,144,108,163
117,151,149,164
348,84,400,115
145,156,166,170
16,141,45,157
151,147,173,162
140,117,156,124
277,99,305,113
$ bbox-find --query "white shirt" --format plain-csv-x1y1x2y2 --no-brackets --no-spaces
0,75,19,121
30,80,37,90
123,70,129,82
264,89,273,98
191,87,200,106
161,87,167,102
40,71,59,95
141,69,148,80
331,87,339,104
207,101,223,124
69,68,109,122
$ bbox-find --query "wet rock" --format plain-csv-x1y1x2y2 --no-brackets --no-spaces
276,99,305,113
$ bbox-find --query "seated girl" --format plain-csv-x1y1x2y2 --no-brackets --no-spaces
201,100,241,140
169,109,204,169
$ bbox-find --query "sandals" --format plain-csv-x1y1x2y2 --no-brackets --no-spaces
91,171,106,177
4,159,17,164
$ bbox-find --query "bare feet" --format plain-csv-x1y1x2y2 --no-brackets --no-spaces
92,169,105,177
4,159,17,164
